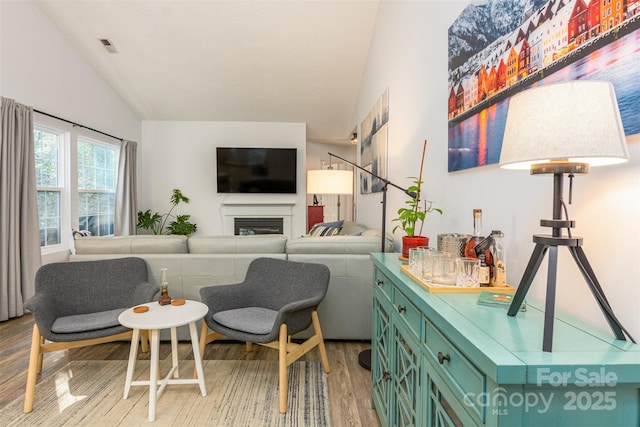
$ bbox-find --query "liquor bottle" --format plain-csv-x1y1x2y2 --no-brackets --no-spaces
464,209,494,286
490,230,507,287
158,268,171,305
464,209,492,263
478,253,491,286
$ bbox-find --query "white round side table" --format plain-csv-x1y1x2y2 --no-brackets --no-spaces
118,300,208,422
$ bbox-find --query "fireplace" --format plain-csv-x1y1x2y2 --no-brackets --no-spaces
234,217,284,235
221,199,294,238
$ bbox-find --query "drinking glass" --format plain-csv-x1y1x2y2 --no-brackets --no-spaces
419,247,438,283
408,248,423,277
432,252,455,285
455,257,480,287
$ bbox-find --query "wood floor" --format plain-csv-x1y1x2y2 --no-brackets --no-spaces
0,314,381,426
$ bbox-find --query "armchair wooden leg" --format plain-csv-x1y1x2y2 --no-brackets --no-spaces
140,330,150,353
198,322,209,361
194,323,224,378
24,324,43,413
195,323,209,379
278,323,288,414
246,342,253,352
311,311,330,374
36,334,45,373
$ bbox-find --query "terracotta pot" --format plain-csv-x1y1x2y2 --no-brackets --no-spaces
402,236,429,258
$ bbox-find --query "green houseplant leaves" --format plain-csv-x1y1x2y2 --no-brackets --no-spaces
137,188,197,235
391,140,442,237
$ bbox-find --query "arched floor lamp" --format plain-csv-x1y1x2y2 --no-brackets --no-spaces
309,152,416,369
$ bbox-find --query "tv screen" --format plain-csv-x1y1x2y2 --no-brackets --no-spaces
216,147,297,194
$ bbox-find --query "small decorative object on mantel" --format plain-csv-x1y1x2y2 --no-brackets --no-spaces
392,139,442,258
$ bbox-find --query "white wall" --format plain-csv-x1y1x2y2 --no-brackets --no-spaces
1,0,141,264
0,0,140,142
353,1,640,339
141,121,307,236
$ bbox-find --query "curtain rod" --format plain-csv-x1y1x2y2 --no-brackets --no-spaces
34,109,124,142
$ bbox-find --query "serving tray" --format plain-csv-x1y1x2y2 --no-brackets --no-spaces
399,264,515,293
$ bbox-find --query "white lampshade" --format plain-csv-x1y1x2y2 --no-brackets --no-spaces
307,170,353,195
499,81,630,170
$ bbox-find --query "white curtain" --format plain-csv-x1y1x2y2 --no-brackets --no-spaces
0,97,42,321
114,139,138,235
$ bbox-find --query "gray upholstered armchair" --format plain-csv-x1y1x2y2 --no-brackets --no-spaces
198,257,331,413
23,257,158,413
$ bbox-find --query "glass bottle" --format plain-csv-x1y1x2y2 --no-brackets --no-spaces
464,209,493,281
490,230,507,287
158,268,171,305
464,209,486,257
478,254,491,286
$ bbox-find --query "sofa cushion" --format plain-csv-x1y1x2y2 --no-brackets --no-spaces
131,236,188,253
74,236,133,254
287,235,393,254
51,308,127,333
74,235,188,254
188,235,287,254
212,307,278,335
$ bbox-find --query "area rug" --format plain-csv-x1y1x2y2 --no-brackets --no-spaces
1,360,330,426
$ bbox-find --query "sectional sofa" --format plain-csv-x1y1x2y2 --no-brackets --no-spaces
70,221,394,340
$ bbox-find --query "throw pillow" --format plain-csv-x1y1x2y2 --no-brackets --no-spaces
315,219,344,229
308,219,344,237
309,224,342,237
339,221,367,235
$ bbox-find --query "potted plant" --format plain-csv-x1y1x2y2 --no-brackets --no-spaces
137,188,197,235
391,140,442,257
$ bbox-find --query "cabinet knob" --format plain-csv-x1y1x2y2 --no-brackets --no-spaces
437,351,451,365
397,305,406,313
383,370,391,381
376,279,384,286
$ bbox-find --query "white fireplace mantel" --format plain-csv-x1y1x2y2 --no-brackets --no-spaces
221,196,296,237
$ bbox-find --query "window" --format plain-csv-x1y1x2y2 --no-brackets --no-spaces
77,138,117,236
33,119,120,250
34,127,63,247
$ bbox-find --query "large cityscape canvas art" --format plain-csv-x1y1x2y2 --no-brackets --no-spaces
448,0,639,172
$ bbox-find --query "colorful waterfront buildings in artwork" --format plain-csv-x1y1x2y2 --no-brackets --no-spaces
448,0,638,120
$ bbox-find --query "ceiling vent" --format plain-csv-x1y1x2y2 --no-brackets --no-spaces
99,38,118,53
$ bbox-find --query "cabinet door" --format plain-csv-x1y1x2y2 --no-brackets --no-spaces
372,293,392,425
423,356,477,427
393,322,420,427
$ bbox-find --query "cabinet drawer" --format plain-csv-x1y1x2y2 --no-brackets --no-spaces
424,320,486,423
393,289,421,340
374,268,393,302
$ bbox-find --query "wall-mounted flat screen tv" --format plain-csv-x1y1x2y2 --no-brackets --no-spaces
216,147,297,194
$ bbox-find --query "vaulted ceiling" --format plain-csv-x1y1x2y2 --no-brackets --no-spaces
35,0,380,145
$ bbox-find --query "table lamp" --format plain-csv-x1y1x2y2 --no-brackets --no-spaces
499,80,634,351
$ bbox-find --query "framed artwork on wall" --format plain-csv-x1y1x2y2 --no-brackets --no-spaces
447,0,639,172
360,88,389,194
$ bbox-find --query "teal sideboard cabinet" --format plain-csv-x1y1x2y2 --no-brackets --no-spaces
370,253,640,427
